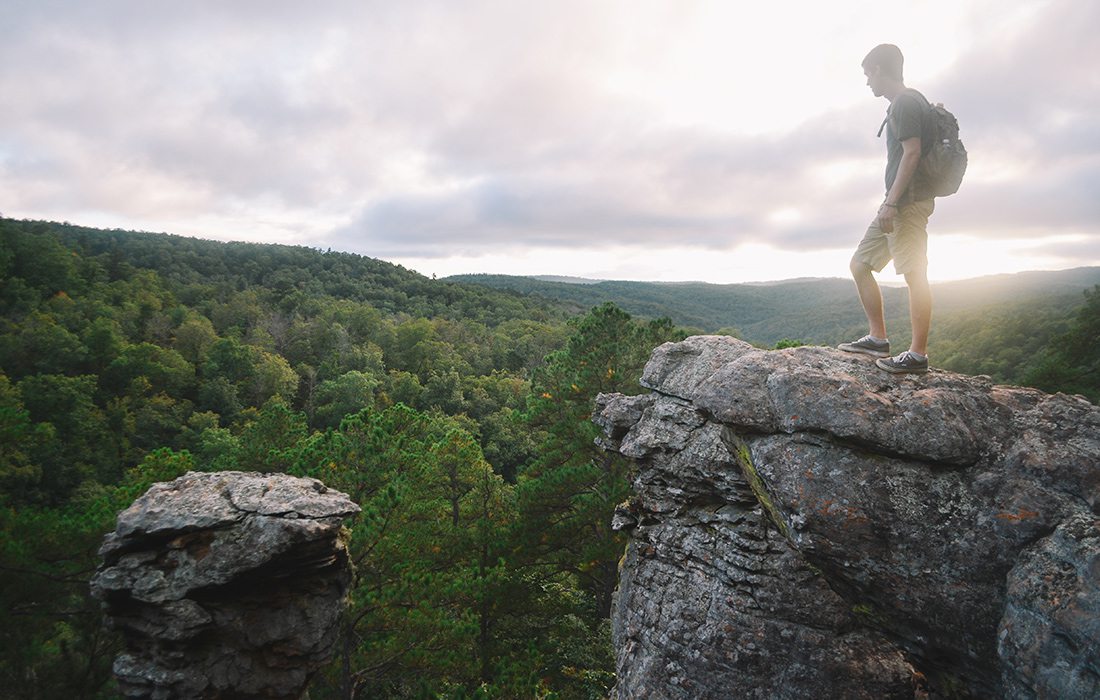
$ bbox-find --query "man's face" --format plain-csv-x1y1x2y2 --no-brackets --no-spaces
864,64,884,97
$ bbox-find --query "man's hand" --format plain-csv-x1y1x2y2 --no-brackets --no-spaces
878,203,897,233
879,135,921,233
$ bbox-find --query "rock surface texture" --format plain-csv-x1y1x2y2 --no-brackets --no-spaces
595,336,1100,700
91,471,360,699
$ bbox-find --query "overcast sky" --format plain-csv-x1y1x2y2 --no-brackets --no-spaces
2,1,1098,283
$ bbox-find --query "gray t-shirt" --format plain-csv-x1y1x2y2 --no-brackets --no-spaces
884,88,935,203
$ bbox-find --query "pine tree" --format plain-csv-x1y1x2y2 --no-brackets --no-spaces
290,405,518,697
517,303,682,616
1025,285,1100,403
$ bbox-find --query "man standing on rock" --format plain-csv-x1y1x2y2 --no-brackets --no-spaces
839,44,936,374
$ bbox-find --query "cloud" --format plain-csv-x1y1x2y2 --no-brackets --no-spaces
325,100,885,258
929,1,1100,232
0,0,1097,280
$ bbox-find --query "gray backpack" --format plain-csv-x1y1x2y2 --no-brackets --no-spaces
922,102,968,197
878,94,968,197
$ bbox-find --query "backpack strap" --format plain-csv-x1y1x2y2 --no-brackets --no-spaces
877,89,931,139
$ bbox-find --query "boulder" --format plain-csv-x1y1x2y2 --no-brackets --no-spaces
91,471,360,699
595,336,1099,699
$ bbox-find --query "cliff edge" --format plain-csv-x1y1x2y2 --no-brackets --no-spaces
595,336,1099,699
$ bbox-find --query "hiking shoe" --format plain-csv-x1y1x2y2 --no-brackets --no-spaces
875,351,929,374
838,335,891,357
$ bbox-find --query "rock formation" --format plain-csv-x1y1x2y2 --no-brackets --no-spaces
594,336,1099,699
91,471,360,699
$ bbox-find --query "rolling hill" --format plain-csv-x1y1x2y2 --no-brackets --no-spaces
447,269,1100,348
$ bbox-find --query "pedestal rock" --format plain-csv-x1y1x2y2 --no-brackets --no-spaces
91,471,360,699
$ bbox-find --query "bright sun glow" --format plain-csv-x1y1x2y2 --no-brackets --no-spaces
390,244,852,284
927,233,1092,281
391,236,1078,286
599,0,988,134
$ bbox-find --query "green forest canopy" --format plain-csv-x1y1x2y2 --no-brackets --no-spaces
1,217,1097,698
447,268,1100,350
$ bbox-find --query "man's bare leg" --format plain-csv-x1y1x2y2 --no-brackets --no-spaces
904,268,931,356
850,259,887,339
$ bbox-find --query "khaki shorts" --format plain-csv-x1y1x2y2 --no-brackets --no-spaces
852,198,934,275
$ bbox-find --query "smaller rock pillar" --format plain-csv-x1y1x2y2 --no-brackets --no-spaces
91,471,360,699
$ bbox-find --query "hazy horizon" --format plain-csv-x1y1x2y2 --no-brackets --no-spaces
442,266,1100,287
17,214,1093,289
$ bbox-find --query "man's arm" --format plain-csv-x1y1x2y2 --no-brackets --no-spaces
878,135,921,230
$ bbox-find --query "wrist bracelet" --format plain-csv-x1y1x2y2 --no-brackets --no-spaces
882,203,898,209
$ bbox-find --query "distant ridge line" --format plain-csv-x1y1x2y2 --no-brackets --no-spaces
447,268,1100,289
444,268,1100,344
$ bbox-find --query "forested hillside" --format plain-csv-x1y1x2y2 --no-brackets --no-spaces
0,218,687,698
1,218,1096,698
450,269,1100,386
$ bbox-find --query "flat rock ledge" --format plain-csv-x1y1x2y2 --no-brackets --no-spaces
595,336,1100,700
91,471,360,700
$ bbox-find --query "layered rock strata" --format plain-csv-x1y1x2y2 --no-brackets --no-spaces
595,336,1099,699
91,471,360,699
